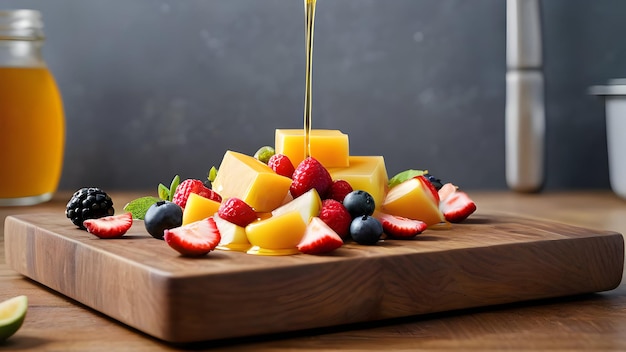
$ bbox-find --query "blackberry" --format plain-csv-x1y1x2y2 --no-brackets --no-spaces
66,187,115,229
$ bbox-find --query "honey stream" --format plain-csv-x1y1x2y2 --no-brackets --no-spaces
303,0,316,159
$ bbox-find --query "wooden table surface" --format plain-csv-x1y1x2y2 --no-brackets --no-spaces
1,190,625,351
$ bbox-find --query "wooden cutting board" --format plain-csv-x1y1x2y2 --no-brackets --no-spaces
3,213,624,343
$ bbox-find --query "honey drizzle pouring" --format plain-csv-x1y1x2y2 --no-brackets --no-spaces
303,0,316,159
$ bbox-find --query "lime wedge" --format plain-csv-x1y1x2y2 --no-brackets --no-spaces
0,295,27,341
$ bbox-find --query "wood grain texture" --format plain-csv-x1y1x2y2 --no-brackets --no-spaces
4,210,623,343
0,191,625,351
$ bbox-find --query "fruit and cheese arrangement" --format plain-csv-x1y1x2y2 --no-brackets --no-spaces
65,129,477,257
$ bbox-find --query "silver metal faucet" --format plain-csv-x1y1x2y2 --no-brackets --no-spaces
505,0,545,192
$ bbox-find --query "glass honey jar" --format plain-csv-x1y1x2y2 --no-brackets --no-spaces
0,10,65,206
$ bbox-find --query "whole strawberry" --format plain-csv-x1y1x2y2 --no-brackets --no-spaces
218,197,258,227
172,179,222,209
327,179,353,202
318,199,351,238
268,154,295,178
290,157,332,199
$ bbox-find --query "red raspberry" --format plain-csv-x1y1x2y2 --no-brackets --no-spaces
290,157,332,199
327,179,353,202
218,197,258,227
268,154,295,178
172,179,222,209
318,199,351,239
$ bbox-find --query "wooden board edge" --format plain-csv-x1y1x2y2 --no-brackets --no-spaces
4,215,625,343
159,232,625,342
4,215,174,339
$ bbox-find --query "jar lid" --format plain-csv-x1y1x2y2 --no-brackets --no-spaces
589,79,626,96
0,10,44,41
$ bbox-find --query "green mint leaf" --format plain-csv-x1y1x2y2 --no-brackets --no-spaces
207,166,218,183
123,196,160,220
158,184,170,201
169,175,180,201
388,169,426,188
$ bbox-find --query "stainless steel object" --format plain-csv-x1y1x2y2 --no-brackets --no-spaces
589,80,626,200
505,0,545,192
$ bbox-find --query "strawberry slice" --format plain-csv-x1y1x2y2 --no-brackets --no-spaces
218,197,258,227
438,183,458,203
297,217,344,254
164,217,221,257
83,212,133,239
439,191,477,223
172,179,222,209
268,154,296,179
375,212,427,239
290,157,333,199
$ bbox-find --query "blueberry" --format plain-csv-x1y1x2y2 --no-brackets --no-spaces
144,201,183,240
425,173,443,191
342,190,375,218
350,215,383,245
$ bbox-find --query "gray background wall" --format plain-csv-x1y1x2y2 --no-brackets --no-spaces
2,0,624,191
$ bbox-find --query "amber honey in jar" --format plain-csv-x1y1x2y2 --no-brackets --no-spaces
0,10,65,206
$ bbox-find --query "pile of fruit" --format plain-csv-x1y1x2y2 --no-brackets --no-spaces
65,130,476,257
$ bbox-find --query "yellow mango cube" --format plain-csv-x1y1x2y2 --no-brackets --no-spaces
382,177,444,226
182,193,221,225
328,156,389,208
275,129,349,168
212,151,292,212
245,211,307,256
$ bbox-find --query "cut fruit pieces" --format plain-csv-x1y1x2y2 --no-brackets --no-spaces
275,129,350,168
83,212,133,239
214,214,251,252
0,295,27,341
375,211,427,239
164,217,221,257
182,193,221,225
440,190,477,223
382,177,444,226
212,150,292,212
328,156,389,209
246,211,307,256
297,217,344,254
271,188,322,224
